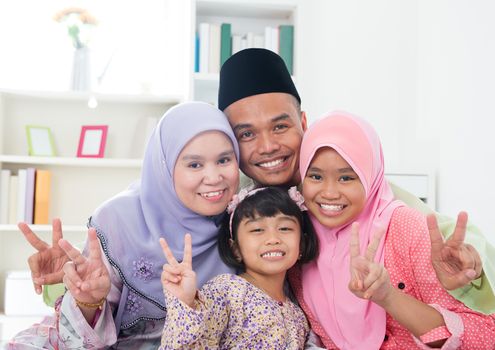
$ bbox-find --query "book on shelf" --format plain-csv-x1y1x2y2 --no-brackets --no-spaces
220,23,232,66
194,32,200,73
279,25,294,74
0,167,52,225
8,175,18,224
199,22,210,73
24,168,36,224
264,26,280,54
264,27,272,52
0,169,11,224
16,169,27,223
196,22,294,74
209,23,221,74
253,34,264,49
271,26,280,55
232,34,242,55
34,169,51,225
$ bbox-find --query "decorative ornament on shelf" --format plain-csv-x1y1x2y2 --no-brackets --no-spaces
54,7,98,92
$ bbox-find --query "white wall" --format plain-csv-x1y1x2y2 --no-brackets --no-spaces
296,0,419,177
416,0,495,243
297,0,495,244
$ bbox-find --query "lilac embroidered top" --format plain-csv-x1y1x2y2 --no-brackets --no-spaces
159,274,309,349
8,250,163,349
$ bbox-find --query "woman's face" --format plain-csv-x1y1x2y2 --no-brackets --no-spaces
174,131,239,216
302,147,366,228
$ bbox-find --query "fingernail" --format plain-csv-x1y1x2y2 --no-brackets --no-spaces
466,270,477,279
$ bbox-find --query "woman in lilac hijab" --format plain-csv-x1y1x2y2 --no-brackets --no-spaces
9,102,240,349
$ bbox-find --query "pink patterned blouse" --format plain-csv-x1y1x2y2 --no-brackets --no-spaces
289,207,495,349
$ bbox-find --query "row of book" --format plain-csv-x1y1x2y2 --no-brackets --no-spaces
0,168,51,225
195,23,294,75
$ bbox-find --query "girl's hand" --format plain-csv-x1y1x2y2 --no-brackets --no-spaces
348,223,391,303
58,228,110,304
160,234,197,308
427,212,482,290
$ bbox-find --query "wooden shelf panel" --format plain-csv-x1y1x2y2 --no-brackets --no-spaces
0,225,87,233
196,0,296,19
0,155,142,168
0,89,182,105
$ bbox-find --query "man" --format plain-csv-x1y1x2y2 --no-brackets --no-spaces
22,48,493,314
218,48,494,314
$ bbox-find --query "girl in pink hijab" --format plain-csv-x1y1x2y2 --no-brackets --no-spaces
288,111,495,349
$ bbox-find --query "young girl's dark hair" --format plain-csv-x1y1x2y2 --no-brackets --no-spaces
218,186,319,270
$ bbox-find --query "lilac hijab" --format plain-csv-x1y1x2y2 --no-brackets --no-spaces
90,102,239,330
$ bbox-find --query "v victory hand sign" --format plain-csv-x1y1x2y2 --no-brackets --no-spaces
160,233,197,308
348,223,391,302
427,211,482,290
19,218,69,294
58,228,110,304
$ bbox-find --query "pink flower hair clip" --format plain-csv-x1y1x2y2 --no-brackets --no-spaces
227,186,307,238
288,186,307,211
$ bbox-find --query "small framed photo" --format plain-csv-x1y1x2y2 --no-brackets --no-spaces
25,125,56,156
77,125,108,158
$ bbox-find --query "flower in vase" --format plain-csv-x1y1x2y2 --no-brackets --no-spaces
54,7,98,49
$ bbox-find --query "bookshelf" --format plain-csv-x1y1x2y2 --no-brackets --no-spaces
189,0,299,104
0,0,301,338
0,89,180,320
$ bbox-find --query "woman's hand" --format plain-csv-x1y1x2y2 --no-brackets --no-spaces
58,228,110,304
19,218,69,294
348,223,391,303
160,233,197,308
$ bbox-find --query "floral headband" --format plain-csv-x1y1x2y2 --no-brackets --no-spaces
227,186,307,238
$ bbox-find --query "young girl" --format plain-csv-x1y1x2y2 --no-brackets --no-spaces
159,186,319,349
9,102,241,348
289,111,495,349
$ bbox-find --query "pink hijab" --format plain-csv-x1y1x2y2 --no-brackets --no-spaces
299,111,403,349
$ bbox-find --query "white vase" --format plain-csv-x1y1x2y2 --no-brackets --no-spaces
71,47,91,91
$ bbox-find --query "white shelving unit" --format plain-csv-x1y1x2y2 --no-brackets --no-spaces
0,89,180,328
386,171,436,210
189,0,299,104
0,0,300,339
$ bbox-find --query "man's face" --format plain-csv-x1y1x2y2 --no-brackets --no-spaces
224,92,307,187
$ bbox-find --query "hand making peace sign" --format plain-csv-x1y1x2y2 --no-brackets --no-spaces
58,228,110,305
19,218,69,294
160,233,197,308
348,223,391,302
427,211,482,290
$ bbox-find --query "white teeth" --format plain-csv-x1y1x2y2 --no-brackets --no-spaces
320,204,344,211
201,190,223,198
261,251,284,258
259,158,284,168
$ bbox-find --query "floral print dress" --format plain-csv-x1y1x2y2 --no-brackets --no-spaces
160,274,309,349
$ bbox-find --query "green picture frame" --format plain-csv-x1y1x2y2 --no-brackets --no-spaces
25,125,56,156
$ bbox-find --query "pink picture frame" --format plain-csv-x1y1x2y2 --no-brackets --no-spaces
77,125,108,158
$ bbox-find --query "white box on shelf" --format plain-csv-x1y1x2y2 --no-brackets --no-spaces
4,271,53,316
385,172,436,210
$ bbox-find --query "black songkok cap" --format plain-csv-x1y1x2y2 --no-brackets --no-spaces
218,48,301,111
